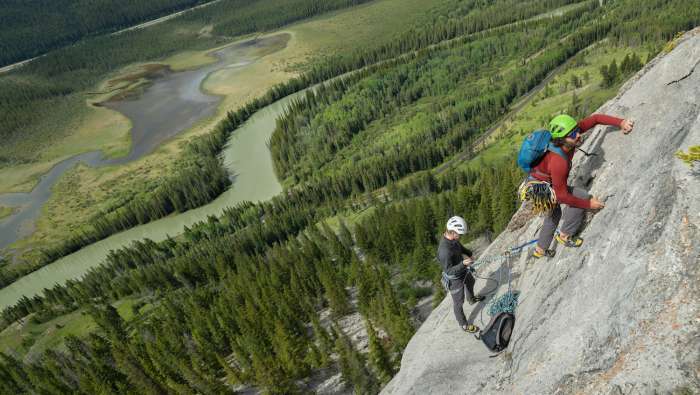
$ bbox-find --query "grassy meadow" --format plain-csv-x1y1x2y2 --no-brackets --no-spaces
0,206,16,221
0,297,151,361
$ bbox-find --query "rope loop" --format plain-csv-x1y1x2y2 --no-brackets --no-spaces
471,240,537,320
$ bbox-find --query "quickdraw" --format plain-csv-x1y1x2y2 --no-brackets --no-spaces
470,239,537,270
518,179,557,214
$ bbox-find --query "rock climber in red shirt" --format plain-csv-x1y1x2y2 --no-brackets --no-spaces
532,113,634,258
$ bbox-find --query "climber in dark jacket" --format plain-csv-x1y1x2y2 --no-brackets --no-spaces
437,216,484,333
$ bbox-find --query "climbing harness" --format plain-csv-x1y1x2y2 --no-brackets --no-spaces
440,271,461,293
440,239,536,315
518,179,557,214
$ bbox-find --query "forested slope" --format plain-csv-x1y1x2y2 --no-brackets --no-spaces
1,0,698,393
0,0,374,165
0,0,377,286
0,0,216,67
0,0,590,285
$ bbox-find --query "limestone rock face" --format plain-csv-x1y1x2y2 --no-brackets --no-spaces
382,30,700,395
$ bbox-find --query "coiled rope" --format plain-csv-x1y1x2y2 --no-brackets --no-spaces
488,290,519,315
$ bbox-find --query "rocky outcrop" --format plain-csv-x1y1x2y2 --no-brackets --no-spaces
383,30,700,394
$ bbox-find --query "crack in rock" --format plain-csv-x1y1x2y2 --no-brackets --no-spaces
666,58,700,85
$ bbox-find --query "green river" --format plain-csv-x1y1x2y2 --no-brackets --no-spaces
0,89,310,310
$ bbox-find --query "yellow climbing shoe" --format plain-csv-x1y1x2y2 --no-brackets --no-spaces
532,248,555,258
555,233,583,247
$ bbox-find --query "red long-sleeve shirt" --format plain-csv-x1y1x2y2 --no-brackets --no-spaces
531,114,623,209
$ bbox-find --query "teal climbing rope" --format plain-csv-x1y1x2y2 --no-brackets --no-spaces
488,291,519,315
471,241,536,317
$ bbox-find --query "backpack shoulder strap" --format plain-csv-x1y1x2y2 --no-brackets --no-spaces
528,144,570,181
547,144,571,168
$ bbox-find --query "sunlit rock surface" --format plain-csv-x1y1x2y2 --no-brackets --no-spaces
383,29,700,395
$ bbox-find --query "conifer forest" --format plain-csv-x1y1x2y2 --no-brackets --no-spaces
0,0,698,393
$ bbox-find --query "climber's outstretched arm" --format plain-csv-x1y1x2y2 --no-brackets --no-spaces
577,113,634,135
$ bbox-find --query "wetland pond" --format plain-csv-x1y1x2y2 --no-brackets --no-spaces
0,34,305,309
0,34,288,249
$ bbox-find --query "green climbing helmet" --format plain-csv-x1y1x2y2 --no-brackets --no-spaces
549,114,578,138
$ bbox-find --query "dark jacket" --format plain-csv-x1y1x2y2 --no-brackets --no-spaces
437,235,473,280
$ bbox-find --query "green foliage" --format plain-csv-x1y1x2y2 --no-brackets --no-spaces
334,325,378,394
271,6,609,192
675,146,700,166
599,52,643,88
0,0,215,67
663,31,686,53
608,0,699,46
86,304,127,342
366,320,394,385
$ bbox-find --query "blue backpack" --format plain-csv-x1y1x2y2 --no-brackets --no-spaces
517,130,568,174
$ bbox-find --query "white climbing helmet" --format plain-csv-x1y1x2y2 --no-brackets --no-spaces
446,216,468,235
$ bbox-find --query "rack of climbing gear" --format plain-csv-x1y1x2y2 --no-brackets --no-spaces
518,179,557,214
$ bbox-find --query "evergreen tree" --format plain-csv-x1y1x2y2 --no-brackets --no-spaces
608,59,619,84
334,325,377,394
318,260,352,318
366,320,394,385
599,64,611,87
477,168,494,232
311,315,334,366
87,304,127,343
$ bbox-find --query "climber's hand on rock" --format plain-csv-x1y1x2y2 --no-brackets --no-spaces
463,257,474,266
620,119,634,134
590,197,605,210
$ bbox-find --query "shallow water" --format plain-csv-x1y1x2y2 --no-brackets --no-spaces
0,84,315,310
0,34,289,250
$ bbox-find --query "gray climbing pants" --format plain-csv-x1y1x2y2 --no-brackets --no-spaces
537,186,590,250
449,273,476,328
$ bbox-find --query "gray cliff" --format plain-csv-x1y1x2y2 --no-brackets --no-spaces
382,30,700,394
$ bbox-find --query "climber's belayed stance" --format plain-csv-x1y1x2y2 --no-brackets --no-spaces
531,114,634,258
437,216,485,333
